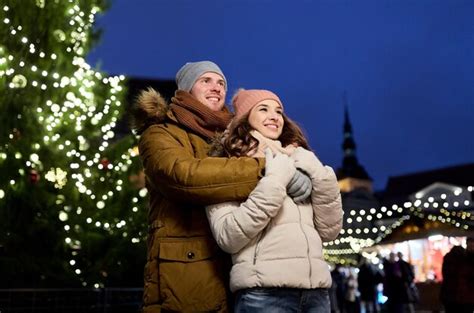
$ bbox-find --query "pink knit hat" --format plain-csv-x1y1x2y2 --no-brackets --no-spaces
232,89,283,119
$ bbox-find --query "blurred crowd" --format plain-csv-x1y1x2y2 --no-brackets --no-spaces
330,238,474,313
330,252,417,313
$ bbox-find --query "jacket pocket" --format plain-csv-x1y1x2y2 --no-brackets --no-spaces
158,237,228,312
143,231,161,307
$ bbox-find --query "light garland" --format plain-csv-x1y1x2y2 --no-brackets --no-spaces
0,0,147,287
324,185,473,262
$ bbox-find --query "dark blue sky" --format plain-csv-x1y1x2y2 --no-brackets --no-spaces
87,0,474,190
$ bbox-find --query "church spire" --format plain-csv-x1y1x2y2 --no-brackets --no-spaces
342,92,356,160
337,92,372,192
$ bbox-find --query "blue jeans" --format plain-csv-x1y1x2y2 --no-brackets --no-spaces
235,287,330,313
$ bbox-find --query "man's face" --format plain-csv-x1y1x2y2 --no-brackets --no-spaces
190,72,226,112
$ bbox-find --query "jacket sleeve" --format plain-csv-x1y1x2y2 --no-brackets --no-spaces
139,124,265,205
291,148,343,242
206,175,289,254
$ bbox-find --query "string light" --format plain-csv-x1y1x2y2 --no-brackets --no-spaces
324,185,473,262
0,1,146,286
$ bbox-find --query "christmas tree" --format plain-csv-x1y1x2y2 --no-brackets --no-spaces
0,0,147,288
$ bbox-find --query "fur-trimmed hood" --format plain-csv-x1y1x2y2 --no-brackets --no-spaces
130,88,170,135
207,132,227,157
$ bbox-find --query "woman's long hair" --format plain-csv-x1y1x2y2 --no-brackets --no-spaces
222,112,310,157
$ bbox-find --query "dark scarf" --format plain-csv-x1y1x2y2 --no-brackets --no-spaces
170,90,232,139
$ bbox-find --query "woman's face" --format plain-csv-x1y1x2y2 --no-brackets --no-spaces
248,99,284,140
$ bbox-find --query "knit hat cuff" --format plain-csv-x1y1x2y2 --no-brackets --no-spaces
175,61,227,92
232,89,283,119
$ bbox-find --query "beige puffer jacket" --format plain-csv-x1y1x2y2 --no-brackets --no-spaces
206,147,343,292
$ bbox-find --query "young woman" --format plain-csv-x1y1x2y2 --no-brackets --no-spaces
206,89,344,312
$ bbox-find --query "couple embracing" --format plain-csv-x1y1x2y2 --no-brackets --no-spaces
131,61,343,313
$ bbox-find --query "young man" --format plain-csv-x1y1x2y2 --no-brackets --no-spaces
132,61,311,312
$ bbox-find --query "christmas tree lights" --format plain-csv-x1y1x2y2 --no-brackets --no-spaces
0,0,147,288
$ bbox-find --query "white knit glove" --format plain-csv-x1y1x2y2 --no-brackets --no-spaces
264,148,296,186
291,147,326,179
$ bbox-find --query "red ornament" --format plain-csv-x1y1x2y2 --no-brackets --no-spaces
12,128,22,140
100,158,110,170
29,169,40,184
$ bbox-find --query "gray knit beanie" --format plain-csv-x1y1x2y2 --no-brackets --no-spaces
175,61,227,92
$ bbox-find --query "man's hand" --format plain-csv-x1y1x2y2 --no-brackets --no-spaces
287,169,312,202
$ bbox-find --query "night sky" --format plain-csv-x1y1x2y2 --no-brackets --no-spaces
87,0,474,190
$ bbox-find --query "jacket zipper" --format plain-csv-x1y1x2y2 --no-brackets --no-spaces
298,204,312,286
253,229,266,265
